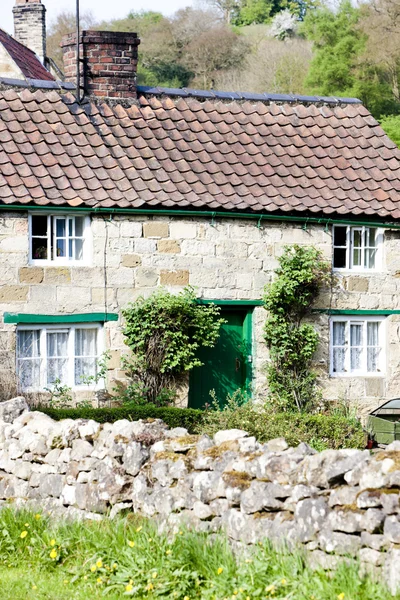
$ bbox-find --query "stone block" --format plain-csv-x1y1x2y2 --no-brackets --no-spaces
170,222,197,239
136,268,159,287
91,287,115,305
160,270,189,286
119,221,143,238
134,239,157,254
0,236,27,253
181,240,215,256
0,285,28,302
45,267,71,284
158,240,181,254
121,254,141,267
143,222,169,238
19,267,44,284
347,277,369,292
216,241,248,258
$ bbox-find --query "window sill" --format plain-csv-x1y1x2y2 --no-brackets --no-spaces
29,260,91,267
333,269,384,275
329,372,386,378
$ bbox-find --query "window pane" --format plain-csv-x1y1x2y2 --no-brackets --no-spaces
75,239,83,260
69,239,73,259
68,219,73,236
56,239,66,257
333,248,346,268
56,219,66,237
31,215,48,237
368,228,377,248
333,348,346,372
32,238,48,260
367,322,380,372
18,359,41,390
352,248,361,267
365,248,376,269
17,330,40,389
333,322,346,345
47,331,68,385
333,226,347,246
17,330,40,358
353,230,362,248
350,324,362,371
75,329,97,385
75,217,84,237
75,358,97,385
367,322,379,345
367,348,379,372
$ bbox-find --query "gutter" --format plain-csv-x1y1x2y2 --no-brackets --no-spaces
1,204,400,230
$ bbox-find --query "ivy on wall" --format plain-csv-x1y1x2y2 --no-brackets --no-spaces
263,245,331,412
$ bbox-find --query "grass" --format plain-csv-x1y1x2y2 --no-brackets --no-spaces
0,508,395,599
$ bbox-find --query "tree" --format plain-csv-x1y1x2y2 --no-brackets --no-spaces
46,10,96,71
233,0,274,25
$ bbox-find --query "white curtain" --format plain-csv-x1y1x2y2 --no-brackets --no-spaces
367,322,379,372
17,330,40,389
350,324,362,371
332,322,346,373
75,329,97,385
47,331,68,385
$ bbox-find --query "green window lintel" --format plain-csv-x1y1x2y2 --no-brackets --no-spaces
196,299,264,306
4,312,119,324
312,309,400,316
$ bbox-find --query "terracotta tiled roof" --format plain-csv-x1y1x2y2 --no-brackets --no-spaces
0,29,54,82
0,86,400,219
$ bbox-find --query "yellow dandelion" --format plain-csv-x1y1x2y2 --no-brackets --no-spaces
166,549,172,555
146,582,154,591
337,595,345,600
24,523,30,528
217,567,224,575
20,531,28,539
32,585,37,590
129,580,133,585
49,549,57,560
246,597,250,600
184,596,190,600
233,590,238,595
136,526,142,532
113,563,118,569
34,514,41,520
149,538,153,542
96,577,102,584
96,559,103,568
128,540,135,548
281,579,287,586
152,571,157,579
50,539,56,547
239,589,244,593
179,531,183,535
266,585,276,594
90,565,97,572
125,584,133,592
83,576,88,581
63,580,68,585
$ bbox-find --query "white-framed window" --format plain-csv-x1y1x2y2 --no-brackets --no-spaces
332,225,383,271
29,214,91,265
16,324,103,391
330,316,385,376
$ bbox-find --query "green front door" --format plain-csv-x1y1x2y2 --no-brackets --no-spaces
188,308,253,409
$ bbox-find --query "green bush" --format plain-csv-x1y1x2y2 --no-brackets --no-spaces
198,395,365,450
38,405,204,433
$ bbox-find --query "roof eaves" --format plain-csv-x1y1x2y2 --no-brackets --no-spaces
0,77,75,90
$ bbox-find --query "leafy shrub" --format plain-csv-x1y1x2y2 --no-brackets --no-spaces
38,405,204,433
198,394,365,450
263,245,331,412
122,287,224,405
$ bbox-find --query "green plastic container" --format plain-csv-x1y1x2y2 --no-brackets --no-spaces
367,398,400,445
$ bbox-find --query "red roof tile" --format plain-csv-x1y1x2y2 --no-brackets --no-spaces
0,29,54,82
0,87,400,219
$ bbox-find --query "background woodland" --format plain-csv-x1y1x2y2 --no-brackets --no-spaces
46,0,400,145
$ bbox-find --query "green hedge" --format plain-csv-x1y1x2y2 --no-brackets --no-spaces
38,405,204,433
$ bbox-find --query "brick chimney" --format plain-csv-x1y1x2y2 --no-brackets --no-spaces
60,31,140,100
13,0,46,64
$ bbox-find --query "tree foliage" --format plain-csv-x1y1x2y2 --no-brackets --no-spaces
122,288,225,405
263,245,331,412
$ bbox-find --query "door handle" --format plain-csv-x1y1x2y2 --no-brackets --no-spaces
235,358,241,372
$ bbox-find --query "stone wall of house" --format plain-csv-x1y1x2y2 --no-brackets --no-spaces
0,45,24,80
1,400,400,594
1,211,400,411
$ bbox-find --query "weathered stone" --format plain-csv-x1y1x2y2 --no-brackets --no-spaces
193,500,213,520
325,451,370,486
381,490,400,514
123,442,148,477
78,420,101,442
135,268,159,287
61,484,76,506
308,550,344,571
0,397,29,423
241,481,287,514
121,253,141,267
361,531,389,551
19,267,44,284
143,222,169,238
329,486,359,507
214,430,248,445
45,267,71,284
37,474,63,498
160,270,189,286
295,498,330,542
359,548,384,566
364,508,385,534
0,286,28,302
383,548,400,594
318,529,361,555
328,509,363,533
383,515,400,543
70,439,93,461
151,456,187,486
192,471,225,503
357,490,383,509
266,438,288,452
158,239,180,253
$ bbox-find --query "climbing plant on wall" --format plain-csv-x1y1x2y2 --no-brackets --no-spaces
263,245,331,412
122,287,225,405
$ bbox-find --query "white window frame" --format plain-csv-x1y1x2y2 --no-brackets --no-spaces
329,316,385,377
332,225,384,272
16,324,104,391
29,213,92,266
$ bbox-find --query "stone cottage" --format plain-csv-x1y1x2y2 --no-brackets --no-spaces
1,1,400,414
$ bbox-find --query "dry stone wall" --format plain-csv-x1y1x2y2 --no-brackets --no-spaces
1,399,400,593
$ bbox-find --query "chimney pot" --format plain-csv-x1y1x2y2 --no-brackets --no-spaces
61,31,140,101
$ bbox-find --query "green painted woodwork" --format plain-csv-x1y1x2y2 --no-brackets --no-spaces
313,309,400,315
367,415,400,444
4,312,118,324
196,299,263,306
188,307,253,410
1,204,400,230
